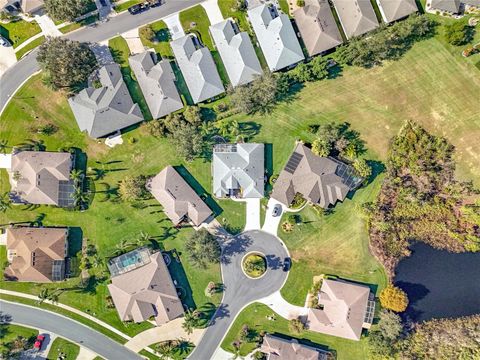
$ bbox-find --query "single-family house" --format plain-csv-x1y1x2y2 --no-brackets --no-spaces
9,151,75,207
260,334,329,360
4,227,68,282
331,0,379,39
170,34,224,104
209,19,263,87
129,51,183,119
429,0,480,14
107,248,184,325
271,143,362,208
147,166,212,226
212,143,264,199
68,64,144,138
306,279,375,340
247,2,304,71
293,0,344,56
376,0,418,23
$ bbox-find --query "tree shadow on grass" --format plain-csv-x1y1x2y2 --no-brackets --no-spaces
165,250,196,310
174,165,222,217
264,143,273,193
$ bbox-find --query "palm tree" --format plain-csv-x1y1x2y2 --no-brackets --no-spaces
49,292,59,304
0,140,10,155
0,192,11,213
114,239,132,255
37,288,50,304
136,231,152,246
182,310,198,335
72,187,89,207
155,341,175,359
70,169,83,184
174,339,194,355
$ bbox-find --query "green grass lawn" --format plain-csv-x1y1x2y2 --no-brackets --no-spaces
114,0,142,13
139,20,173,59
179,5,214,50
59,15,99,34
218,0,250,33
221,303,368,359
278,0,290,15
15,35,45,60
0,19,41,48
109,36,152,120
47,338,80,360
0,324,38,354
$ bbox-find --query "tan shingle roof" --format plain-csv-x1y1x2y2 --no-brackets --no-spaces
260,334,328,360
271,143,358,208
107,252,184,325
20,0,44,13
10,151,73,206
147,166,212,226
5,227,67,282
306,279,371,340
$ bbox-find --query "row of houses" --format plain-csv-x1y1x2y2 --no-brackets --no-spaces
66,0,421,139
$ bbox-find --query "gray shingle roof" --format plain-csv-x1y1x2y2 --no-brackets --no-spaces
170,34,224,104
129,51,183,119
209,19,263,87
247,3,305,71
293,0,344,56
272,143,362,208
376,0,417,22
147,166,212,226
331,0,379,39
68,64,144,138
428,0,480,13
213,143,264,199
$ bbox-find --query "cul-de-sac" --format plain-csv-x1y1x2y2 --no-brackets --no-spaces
0,0,479,359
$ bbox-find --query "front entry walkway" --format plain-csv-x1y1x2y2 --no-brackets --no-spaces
163,13,185,40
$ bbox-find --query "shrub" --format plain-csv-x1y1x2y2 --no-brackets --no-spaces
379,285,409,312
444,21,469,46
288,318,305,334
297,0,305,6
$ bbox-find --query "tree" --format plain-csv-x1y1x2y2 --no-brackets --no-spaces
0,192,11,213
311,138,331,157
145,119,167,138
309,56,329,80
183,106,202,126
119,175,147,202
353,158,372,179
0,140,10,155
291,62,315,83
44,0,90,22
185,229,221,269
231,73,278,114
70,169,83,184
380,285,409,312
288,318,305,334
155,341,175,359
140,25,155,43
182,309,201,334
37,37,97,91
444,22,469,46
297,0,305,6
172,124,204,161
232,0,247,11
378,310,403,340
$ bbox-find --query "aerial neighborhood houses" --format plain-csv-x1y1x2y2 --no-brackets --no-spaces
428,0,480,14
170,34,225,104
129,51,184,119
260,334,330,359
247,1,304,71
0,0,44,14
331,0,379,39
68,64,144,139
209,19,263,87
212,143,265,199
272,143,363,209
376,0,419,23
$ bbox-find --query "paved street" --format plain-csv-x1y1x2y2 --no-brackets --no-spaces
189,230,289,360
0,0,203,114
0,300,142,360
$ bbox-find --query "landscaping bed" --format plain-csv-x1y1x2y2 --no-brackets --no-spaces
242,253,267,278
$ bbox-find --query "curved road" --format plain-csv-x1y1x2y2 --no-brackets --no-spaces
189,230,289,360
0,0,202,113
0,300,142,360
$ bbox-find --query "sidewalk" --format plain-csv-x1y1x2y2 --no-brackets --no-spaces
35,14,61,36
163,13,185,40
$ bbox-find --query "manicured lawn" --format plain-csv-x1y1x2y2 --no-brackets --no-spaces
109,36,152,120
114,0,142,13
15,35,45,60
47,337,80,360
221,303,368,359
59,15,99,34
278,0,290,15
218,0,250,33
0,324,38,354
0,19,41,48
139,20,173,59
179,5,214,50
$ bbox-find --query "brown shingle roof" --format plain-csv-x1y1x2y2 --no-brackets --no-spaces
20,0,44,13
5,227,67,282
271,143,357,208
260,334,328,360
10,151,73,206
107,252,184,325
147,166,212,226
306,279,372,340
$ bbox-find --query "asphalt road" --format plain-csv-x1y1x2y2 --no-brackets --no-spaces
189,230,289,360
0,300,143,360
0,0,203,114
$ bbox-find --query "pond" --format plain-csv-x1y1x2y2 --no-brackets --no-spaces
394,242,480,322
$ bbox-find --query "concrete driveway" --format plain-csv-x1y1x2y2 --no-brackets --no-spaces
163,13,185,40
201,0,224,25
244,198,261,231
0,45,16,77
189,230,289,360
262,198,284,235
